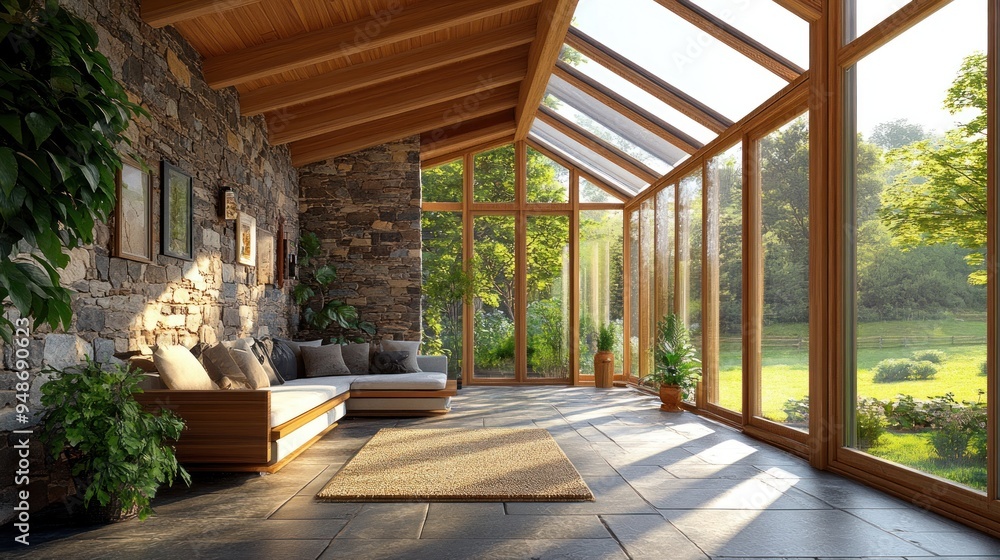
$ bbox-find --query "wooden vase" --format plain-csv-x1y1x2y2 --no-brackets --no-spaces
594,351,614,388
658,385,683,412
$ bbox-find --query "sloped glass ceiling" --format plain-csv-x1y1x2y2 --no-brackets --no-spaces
530,119,649,195
687,0,809,69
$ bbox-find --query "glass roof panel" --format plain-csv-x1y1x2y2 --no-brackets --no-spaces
687,0,809,69
530,119,648,195
546,75,690,167
573,0,788,121
850,0,912,40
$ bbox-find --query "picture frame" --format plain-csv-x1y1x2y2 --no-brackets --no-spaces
113,156,153,262
236,212,257,266
258,229,274,285
161,161,193,260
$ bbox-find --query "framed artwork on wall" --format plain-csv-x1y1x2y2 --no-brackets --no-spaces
114,157,153,262
237,213,256,266
258,229,274,284
161,161,193,260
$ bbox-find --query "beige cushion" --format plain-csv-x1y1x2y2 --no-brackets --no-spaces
203,343,251,390
152,345,217,390
380,340,422,373
301,344,351,377
229,348,270,389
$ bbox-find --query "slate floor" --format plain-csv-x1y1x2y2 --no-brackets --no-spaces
4,386,1000,559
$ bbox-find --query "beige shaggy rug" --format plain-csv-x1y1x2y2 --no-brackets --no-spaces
316,428,594,502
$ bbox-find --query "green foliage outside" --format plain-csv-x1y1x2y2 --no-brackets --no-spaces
0,0,145,341
872,358,939,383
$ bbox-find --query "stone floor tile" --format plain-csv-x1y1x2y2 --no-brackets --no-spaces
421,513,610,539
268,496,362,520
664,463,771,480
638,478,831,510
426,502,506,518
767,476,911,509
505,476,657,515
894,530,1000,555
336,503,429,539
602,514,709,560
320,538,628,559
844,507,968,533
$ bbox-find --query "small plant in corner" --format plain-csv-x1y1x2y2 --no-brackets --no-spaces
293,231,376,343
38,359,190,523
642,313,701,412
593,323,615,389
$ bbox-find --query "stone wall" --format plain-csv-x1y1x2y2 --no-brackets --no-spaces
0,0,299,523
297,137,423,343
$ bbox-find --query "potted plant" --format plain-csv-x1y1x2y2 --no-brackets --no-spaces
594,323,615,388
39,359,191,523
642,314,701,412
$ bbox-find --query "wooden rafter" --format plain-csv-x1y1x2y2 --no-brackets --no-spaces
421,110,517,162
651,0,805,81
771,0,822,22
839,0,954,68
268,49,528,145
241,21,537,116
202,0,541,89
553,61,701,154
565,28,732,134
514,0,580,140
141,0,262,28
536,106,660,184
290,83,521,166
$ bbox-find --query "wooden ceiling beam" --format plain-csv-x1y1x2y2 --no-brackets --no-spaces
537,106,660,184
241,20,537,116
421,110,517,161
290,84,521,167
202,0,541,89
565,28,732,134
771,0,822,22
651,0,804,81
141,0,262,28
268,49,528,145
514,0,580,140
553,62,701,154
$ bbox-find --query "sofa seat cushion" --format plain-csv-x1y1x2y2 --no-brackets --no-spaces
349,372,447,391
266,376,357,427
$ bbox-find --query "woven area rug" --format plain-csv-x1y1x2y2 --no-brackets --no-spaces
316,428,594,502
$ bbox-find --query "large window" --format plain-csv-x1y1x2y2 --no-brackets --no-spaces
579,210,624,376
527,215,571,379
629,210,640,379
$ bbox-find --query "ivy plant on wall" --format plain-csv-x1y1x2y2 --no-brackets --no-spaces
0,0,144,341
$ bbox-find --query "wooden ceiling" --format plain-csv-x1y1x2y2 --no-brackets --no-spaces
141,0,577,166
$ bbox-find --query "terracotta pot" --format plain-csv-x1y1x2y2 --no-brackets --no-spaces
658,385,683,412
594,351,614,388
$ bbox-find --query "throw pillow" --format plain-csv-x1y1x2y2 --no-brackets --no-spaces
229,348,271,389
276,338,323,378
380,340,422,373
251,338,284,385
269,338,298,380
341,342,371,375
202,343,252,390
301,344,351,377
152,345,218,390
370,351,410,374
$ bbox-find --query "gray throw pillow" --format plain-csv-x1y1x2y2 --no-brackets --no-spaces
341,342,371,375
229,347,270,389
371,351,410,374
269,339,298,380
251,338,284,385
202,343,251,390
380,340,422,373
301,344,351,377
276,338,323,378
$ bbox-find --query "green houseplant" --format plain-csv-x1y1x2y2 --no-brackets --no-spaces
594,323,615,389
643,313,701,412
39,359,191,523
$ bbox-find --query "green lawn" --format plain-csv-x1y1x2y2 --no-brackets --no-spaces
868,432,987,491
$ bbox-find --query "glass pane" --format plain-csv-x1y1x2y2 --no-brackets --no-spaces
655,186,675,322
687,0,808,69
678,171,703,404
421,212,464,380
708,143,743,413
580,210,625,377
641,198,655,376
759,112,809,429
849,0,988,491
530,121,648,194
629,210,640,379
580,177,620,203
527,147,569,203
847,0,912,41
527,215,571,379
573,0,788,121
473,215,516,379
421,158,462,203
474,145,515,203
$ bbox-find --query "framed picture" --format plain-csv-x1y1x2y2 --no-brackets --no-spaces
113,157,152,262
161,161,193,260
236,213,256,266
258,229,274,285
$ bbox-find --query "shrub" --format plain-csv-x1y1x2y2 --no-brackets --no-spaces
979,360,987,376
911,350,946,364
856,398,887,449
929,413,974,461
872,358,938,383
782,396,809,424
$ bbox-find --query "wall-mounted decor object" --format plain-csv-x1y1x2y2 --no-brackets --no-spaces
276,220,285,289
113,156,153,262
219,186,238,220
284,239,297,280
236,213,257,266
161,161,193,260
258,229,274,285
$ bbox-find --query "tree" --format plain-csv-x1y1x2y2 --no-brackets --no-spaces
870,119,926,150
880,53,987,284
